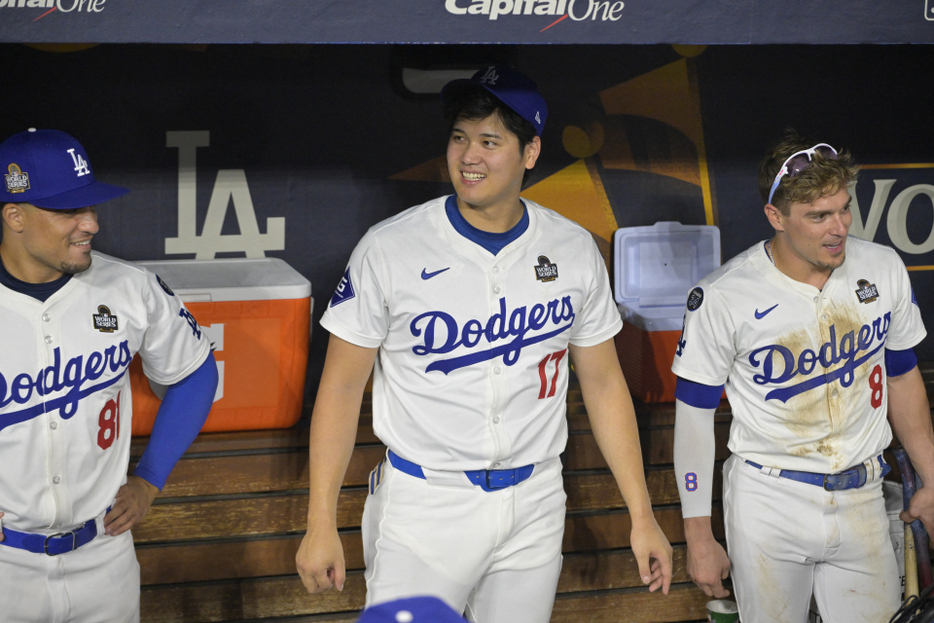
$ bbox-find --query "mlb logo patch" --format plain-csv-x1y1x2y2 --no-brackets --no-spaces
330,268,356,307
5,163,29,194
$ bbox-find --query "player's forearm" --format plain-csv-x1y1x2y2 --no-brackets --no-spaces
683,515,718,545
582,379,654,517
306,388,363,526
591,398,655,520
305,336,377,526
888,366,934,483
134,353,218,490
674,398,717,519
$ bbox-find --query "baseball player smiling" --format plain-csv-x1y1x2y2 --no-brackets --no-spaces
673,132,934,622
296,65,672,621
0,128,218,622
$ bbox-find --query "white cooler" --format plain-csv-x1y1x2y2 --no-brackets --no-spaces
613,221,720,402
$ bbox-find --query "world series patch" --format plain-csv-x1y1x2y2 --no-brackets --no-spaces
5,163,29,194
854,279,879,304
534,255,558,282
93,305,119,333
686,287,704,311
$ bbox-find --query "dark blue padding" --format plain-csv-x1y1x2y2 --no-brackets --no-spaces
674,377,724,409
885,347,918,378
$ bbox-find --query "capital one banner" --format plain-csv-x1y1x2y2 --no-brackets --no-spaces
0,0,933,44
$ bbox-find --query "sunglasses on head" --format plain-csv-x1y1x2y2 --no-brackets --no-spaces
767,143,839,205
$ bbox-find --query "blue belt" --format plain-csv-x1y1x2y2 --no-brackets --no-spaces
1,517,98,556
746,454,890,491
387,450,535,492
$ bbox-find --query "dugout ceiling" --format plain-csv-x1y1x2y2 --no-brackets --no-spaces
0,0,932,45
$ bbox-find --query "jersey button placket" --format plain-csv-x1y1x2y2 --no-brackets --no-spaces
487,264,509,464
40,304,69,526
817,296,839,437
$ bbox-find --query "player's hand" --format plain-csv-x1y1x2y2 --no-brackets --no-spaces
104,476,160,537
686,535,731,598
902,484,934,537
296,519,345,594
630,514,673,594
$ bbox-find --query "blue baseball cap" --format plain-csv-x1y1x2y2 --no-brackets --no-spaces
442,65,548,136
356,596,468,623
0,128,129,210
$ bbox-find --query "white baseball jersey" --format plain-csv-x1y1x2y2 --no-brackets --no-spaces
321,195,622,471
672,236,926,473
0,251,211,532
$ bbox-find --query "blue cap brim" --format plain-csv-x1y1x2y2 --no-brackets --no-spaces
30,180,129,210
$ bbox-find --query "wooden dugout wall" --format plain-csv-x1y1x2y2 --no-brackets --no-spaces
129,373,734,622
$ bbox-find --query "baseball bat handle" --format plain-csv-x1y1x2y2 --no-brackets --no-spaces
906,524,919,599
894,447,933,590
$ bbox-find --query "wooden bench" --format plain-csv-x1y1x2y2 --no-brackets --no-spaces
131,378,731,622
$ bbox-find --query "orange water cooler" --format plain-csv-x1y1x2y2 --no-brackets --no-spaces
129,258,312,434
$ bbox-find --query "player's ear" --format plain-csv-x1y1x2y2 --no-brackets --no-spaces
764,203,785,232
1,203,26,233
523,136,542,170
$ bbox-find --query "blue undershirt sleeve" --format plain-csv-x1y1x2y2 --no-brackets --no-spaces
674,376,725,409
133,353,218,490
885,347,918,378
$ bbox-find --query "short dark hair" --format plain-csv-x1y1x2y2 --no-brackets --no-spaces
444,85,538,186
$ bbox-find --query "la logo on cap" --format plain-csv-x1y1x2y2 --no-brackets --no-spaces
68,148,91,177
5,163,29,193
479,66,499,85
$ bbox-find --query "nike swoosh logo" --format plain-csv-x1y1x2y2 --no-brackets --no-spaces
421,267,450,280
755,304,779,320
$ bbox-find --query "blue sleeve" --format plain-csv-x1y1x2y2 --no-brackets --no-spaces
133,352,218,489
885,347,918,378
674,376,724,409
